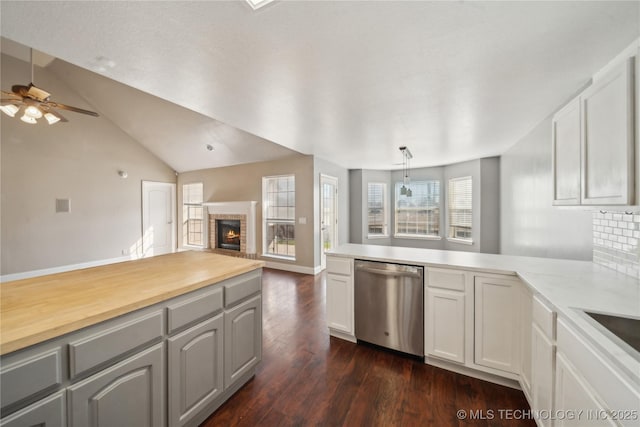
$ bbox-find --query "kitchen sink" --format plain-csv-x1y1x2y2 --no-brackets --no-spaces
584,311,640,353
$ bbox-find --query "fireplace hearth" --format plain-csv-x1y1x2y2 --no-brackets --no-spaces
216,219,241,251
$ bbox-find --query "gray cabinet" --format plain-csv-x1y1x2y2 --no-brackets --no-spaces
0,391,65,427
0,269,263,427
224,295,262,388
67,343,164,427
167,314,224,427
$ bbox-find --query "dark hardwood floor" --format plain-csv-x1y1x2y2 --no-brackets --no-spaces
201,268,535,426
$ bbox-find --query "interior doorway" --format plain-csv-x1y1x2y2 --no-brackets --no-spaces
142,181,176,257
320,174,338,270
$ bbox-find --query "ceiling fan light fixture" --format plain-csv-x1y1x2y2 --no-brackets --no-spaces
44,112,61,125
25,105,43,119
0,104,19,117
20,114,37,124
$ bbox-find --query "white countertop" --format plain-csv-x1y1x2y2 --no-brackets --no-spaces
328,244,640,386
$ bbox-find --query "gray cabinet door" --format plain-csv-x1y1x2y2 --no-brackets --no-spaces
0,391,65,427
224,295,262,388
67,344,164,427
167,313,224,427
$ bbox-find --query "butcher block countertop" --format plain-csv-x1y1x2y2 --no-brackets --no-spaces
0,251,264,356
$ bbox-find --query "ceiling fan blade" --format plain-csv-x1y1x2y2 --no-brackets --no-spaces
1,99,24,105
1,90,22,100
44,101,99,117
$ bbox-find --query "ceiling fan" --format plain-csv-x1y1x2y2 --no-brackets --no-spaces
0,48,98,125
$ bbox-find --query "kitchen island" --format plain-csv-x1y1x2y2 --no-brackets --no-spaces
327,244,640,427
0,251,264,427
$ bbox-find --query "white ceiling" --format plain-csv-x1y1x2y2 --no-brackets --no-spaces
1,1,639,171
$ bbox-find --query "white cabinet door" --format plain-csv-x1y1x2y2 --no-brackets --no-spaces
552,97,582,205
474,276,520,374
555,352,616,427
425,288,465,364
519,286,533,397
531,323,554,427
581,57,635,205
326,273,353,335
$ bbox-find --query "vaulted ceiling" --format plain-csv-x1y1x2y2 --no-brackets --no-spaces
1,1,639,171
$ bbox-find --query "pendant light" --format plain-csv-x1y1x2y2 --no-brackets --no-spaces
399,146,413,197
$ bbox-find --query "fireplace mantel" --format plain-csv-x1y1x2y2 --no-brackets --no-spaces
203,201,258,255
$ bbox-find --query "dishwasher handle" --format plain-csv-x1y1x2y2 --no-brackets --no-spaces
356,265,423,279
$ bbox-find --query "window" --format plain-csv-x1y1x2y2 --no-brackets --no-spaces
263,175,295,259
395,180,440,238
182,182,204,247
448,176,472,242
367,183,388,237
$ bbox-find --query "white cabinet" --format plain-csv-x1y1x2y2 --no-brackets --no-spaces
531,324,554,427
552,56,636,206
581,57,635,205
474,275,520,374
425,268,470,364
326,256,355,341
425,289,465,363
519,286,533,398
530,296,556,427
555,352,616,427
552,97,582,205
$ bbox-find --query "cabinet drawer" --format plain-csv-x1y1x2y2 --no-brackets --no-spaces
557,318,640,421
0,390,65,427
0,348,62,411
69,310,163,379
426,268,466,291
167,287,223,334
532,295,555,339
224,271,261,307
327,257,352,275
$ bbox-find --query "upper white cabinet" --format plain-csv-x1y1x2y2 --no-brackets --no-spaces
552,55,636,206
552,97,582,205
581,57,635,205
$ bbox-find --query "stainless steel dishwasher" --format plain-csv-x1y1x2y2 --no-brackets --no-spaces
354,259,424,356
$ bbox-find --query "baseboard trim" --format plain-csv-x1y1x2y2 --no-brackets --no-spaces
424,356,521,390
263,260,321,275
1,255,136,282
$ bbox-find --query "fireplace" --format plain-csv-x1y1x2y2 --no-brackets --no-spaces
216,219,241,251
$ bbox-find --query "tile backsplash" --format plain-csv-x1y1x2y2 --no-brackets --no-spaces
592,211,640,279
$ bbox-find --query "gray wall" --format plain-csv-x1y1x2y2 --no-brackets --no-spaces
350,158,500,253
349,169,392,246
500,115,592,260
177,154,317,270
1,54,176,275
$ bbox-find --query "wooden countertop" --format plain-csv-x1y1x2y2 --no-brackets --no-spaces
0,251,264,355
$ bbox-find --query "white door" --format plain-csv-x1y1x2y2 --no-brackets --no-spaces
320,175,338,269
142,181,176,257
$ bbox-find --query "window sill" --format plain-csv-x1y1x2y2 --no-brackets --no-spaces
446,237,474,245
367,234,389,239
393,234,442,241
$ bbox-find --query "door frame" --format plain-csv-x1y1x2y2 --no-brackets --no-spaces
320,174,339,270
142,180,176,257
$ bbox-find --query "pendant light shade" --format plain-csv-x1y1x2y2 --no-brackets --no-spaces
399,146,413,197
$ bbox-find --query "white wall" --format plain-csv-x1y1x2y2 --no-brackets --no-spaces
500,115,592,260
1,54,176,275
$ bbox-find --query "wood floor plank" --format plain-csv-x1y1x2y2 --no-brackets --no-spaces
200,268,535,427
